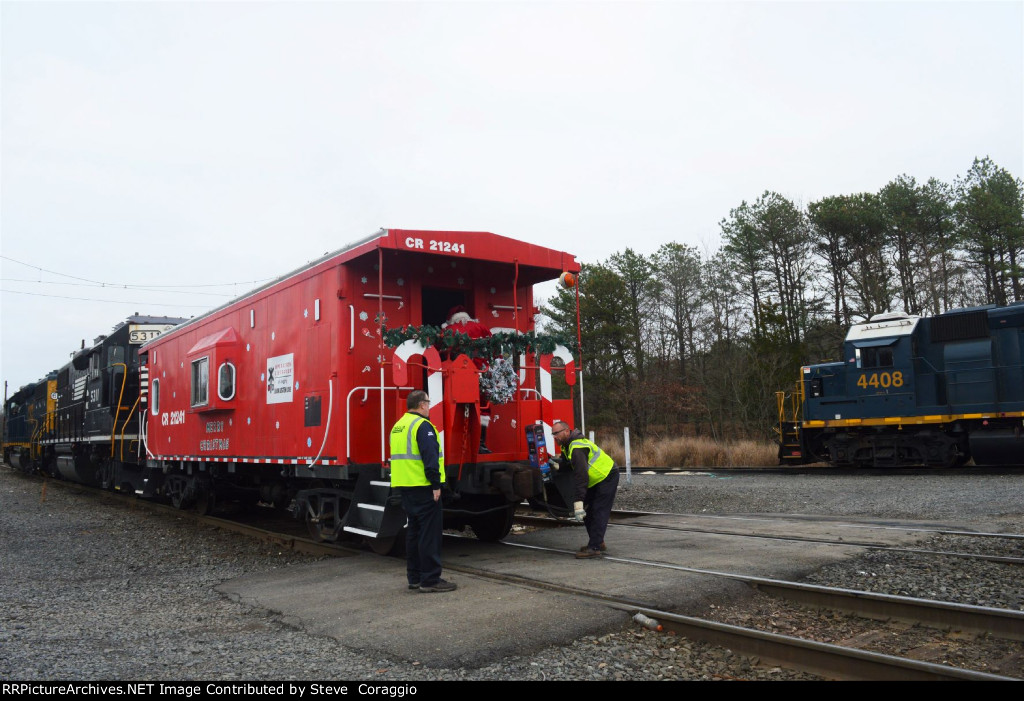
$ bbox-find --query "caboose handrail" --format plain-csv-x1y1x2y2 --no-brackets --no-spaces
346,385,412,464
309,377,334,468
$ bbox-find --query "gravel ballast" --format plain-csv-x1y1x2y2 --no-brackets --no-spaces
2,467,1022,681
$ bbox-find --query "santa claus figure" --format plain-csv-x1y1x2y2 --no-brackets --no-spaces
442,305,493,454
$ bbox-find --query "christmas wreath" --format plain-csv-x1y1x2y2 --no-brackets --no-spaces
478,357,519,405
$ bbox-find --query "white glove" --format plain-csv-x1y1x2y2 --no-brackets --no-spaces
573,501,585,522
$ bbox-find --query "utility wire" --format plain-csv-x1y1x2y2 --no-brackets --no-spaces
0,255,274,290
0,278,234,298
0,289,210,308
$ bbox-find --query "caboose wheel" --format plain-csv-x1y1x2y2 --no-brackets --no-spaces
192,486,215,515
470,504,516,542
367,532,405,556
166,475,188,509
304,496,337,542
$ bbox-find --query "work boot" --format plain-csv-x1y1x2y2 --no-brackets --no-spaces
575,548,603,559
579,543,607,552
418,579,457,593
479,444,492,454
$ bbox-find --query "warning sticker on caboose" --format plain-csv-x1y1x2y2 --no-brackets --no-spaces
266,353,294,404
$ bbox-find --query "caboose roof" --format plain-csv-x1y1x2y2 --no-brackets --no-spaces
143,229,579,348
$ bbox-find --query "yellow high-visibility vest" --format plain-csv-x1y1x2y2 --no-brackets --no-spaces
564,437,614,488
389,412,446,487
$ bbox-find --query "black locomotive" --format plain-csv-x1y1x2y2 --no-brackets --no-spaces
2,315,185,490
777,302,1024,467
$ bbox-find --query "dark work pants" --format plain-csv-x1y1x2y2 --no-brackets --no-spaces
399,487,443,587
583,467,619,550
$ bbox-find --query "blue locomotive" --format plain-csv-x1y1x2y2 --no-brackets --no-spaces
777,302,1024,467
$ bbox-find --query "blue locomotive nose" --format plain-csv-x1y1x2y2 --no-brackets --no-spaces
778,304,1024,468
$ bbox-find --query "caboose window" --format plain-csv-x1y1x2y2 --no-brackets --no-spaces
151,379,160,415
218,362,236,401
191,357,209,407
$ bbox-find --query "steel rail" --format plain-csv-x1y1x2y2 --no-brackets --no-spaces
609,507,1024,540
500,540,1024,641
622,606,1018,682
438,553,1018,681
514,513,1024,565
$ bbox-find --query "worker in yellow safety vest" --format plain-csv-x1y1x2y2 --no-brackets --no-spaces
389,390,456,593
550,420,619,559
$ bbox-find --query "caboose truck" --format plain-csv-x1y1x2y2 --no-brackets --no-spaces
776,303,1024,468
141,229,583,553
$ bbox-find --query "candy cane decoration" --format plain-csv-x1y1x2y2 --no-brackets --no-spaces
538,344,576,450
392,340,445,449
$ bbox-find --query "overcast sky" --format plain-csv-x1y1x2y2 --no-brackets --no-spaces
1,1,1021,393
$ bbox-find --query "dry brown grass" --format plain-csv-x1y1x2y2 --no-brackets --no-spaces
593,432,777,468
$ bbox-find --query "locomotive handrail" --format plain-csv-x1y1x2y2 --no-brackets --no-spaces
109,363,128,457
28,416,41,460
910,354,942,373
119,394,141,461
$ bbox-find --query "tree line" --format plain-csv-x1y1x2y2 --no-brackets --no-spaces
543,157,1024,441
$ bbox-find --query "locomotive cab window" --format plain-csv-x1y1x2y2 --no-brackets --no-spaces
218,362,236,401
107,345,125,367
191,357,209,407
856,346,894,368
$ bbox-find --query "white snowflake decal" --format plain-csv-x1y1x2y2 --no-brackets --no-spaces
359,311,368,321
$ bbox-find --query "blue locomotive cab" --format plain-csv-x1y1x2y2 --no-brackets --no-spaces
801,313,919,426
843,312,918,420
778,304,1024,468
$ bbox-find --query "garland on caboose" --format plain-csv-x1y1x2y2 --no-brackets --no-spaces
378,321,578,361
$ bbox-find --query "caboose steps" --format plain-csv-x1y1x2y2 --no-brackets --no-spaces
340,471,404,545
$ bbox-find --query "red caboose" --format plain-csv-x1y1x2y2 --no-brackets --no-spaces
141,229,581,551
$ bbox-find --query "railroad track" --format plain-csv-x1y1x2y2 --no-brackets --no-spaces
29,473,1020,680
514,509,1024,566
627,465,1024,475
